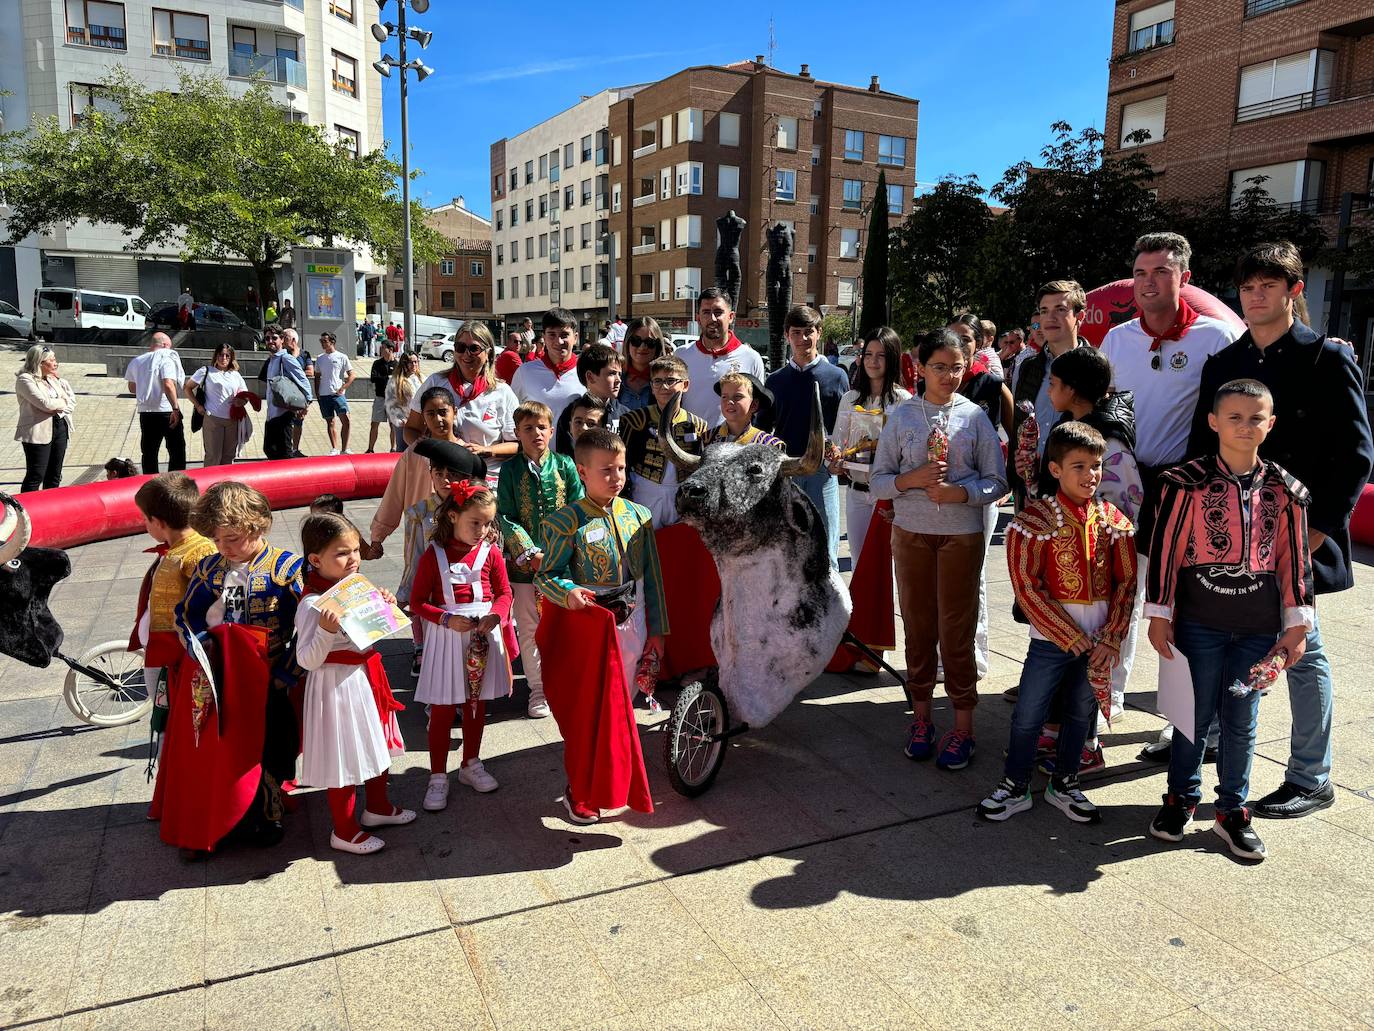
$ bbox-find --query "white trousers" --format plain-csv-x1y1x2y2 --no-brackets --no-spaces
512,581,544,704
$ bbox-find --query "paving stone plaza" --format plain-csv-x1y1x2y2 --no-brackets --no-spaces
2,345,1374,1030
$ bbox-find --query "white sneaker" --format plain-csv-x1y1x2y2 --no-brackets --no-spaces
340,448,352,455
458,759,499,793
328,448,341,456
423,773,449,811
527,692,551,719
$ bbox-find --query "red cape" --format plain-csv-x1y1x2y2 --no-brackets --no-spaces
151,623,271,851
655,523,719,678
536,602,653,813
828,501,896,671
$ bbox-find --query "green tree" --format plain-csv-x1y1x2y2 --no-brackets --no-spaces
0,70,442,306
888,174,993,341
819,312,852,345
857,169,890,338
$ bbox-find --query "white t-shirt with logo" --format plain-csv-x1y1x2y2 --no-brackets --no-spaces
510,360,583,424
675,341,766,429
315,350,352,397
1099,314,1242,468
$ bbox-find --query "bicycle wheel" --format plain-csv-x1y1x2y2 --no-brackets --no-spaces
664,679,729,797
63,640,152,727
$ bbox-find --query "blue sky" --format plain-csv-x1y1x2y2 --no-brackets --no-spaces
378,0,1113,218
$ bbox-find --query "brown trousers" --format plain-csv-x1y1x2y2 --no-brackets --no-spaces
202,414,239,467
892,527,986,710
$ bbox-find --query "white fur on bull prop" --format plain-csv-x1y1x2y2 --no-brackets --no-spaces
664,386,851,727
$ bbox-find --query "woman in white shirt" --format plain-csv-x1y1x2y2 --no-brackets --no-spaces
384,352,423,451
187,344,249,467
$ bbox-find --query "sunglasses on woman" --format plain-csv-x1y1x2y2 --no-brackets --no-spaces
628,336,658,347
453,343,486,355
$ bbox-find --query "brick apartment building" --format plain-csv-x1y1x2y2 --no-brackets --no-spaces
607,59,917,339
1104,0,1374,340
379,197,493,324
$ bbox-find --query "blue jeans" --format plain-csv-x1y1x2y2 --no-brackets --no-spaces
1004,638,1095,788
796,470,839,568
1283,615,1333,791
1168,620,1271,813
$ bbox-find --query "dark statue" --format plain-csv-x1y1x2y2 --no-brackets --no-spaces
714,210,746,309
766,222,795,370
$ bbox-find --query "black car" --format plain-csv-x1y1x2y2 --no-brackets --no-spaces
146,302,262,348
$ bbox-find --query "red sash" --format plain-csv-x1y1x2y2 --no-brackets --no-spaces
828,500,897,671
324,648,406,752
655,523,719,677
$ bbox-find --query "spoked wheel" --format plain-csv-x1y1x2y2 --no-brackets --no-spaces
664,678,730,797
62,641,152,727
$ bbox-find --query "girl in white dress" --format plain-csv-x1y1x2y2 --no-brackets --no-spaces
409,483,517,813
296,513,416,855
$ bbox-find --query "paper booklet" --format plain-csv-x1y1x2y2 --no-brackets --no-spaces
314,573,412,650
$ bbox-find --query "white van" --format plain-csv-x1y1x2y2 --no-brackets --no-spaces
32,288,152,338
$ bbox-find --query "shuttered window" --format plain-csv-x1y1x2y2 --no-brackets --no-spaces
1120,95,1167,147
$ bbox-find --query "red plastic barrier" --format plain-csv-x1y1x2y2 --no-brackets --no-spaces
18,453,401,550
1352,484,1374,548
1080,280,1245,347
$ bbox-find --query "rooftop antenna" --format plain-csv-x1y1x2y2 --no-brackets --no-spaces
768,14,776,67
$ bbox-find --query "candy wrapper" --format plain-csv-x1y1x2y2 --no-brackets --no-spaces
465,631,490,703
635,649,662,712
1228,651,1285,697
1088,656,1114,727
926,423,950,509
1014,401,1040,488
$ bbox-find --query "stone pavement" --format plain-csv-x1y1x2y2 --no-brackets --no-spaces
3,346,1374,1029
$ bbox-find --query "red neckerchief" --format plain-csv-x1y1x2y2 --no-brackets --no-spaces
541,349,577,376
304,570,338,597
144,543,170,557
1145,296,1200,354
446,368,488,405
696,332,742,358
968,353,990,377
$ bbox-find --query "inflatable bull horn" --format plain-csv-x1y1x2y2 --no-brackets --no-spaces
0,493,71,669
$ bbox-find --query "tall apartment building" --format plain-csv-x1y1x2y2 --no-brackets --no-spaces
488,86,644,337
1104,0,1374,335
607,59,917,338
0,0,383,317
378,198,493,325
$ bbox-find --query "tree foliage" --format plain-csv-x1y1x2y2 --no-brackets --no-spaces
0,71,442,301
857,169,890,338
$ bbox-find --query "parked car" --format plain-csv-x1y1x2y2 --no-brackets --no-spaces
0,299,33,340
145,302,262,349
421,333,455,362
836,344,861,370
32,288,152,338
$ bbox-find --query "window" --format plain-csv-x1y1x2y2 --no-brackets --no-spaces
719,111,740,147
564,226,574,252
1119,95,1168,147
807,245,817,266
564,268,573,292
814,98,824,118
843,179,863,210
777,116,798,151
812,145,821,167
581,222,592,249
564,185,574,209
595,129,609,165
522,160,532,183
673,267,702,298
839,228,860,259
887,183,905,214
497,280,504,301
809,195,820,215
844,130,864,161
152,9,209,60
775,169,796,202
581,265,592,291
510,166,518,188
65,1,126,50
612,135,622,166
611,183,622,212
511,277,519,299
335,125,360,159
538,154,548,180
439,258,456,277
332,51,358,97
525,237,533,260
231,25,255,54
718,164,740,199
676,161,703,196
550,152,560,183
471,260,484,276
495,210,503,231
538,234,547,258
471,292,485,309
1237,50,1334,121
493,173,504,196
525,199,533,222
539,272,548,296
1230,159,1325,212
838,277,858,306
595,173,609,210
69,83,119,128
878,135,906,167
581,134,593,162
677,108,704,143
564,142,574,168
510,204,518,226
329,0,353,22
539,194,548,218
510,240,519,264
496,244,503,265
661,167,673,200
393,289,404,308
674,214,701,248
1128,1,1174,53
526,274,535,297
581,179,592,206
439,290,455,309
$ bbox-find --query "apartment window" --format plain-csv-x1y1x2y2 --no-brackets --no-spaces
564,226,574,252
1128,1,1174,53
843,179,863,210
1237,50,1334,121
510,204,519,227
329,0,354,22
493,172,504,196
231,25,255,54
439,290,455,308
1120,95,1168,147
719,111,740,147
809,195,820,215
676,161,703,196
580,179,592,206
777,116,798,151
673,267,702,298
538,154,547,180
471,260,484,276
814,98,824,118
718,164,740,199
844,130,864,161
525,237,534,261
335,125,360,159
564,185,575,209
887,183,905,214
838,277,858,306
471,292,485,309
581,265,592,291
523,274,533,296
69,83,118,128
1230,159,1325,212
152,9,209,60
878,135,906,167
497,280,504,301
65,1,127,50
539,194,548,218
674,214,701,248
775,169,797,202
595,173,609,210
539,272,548,296
612,135,622,166
564,142,574,168
511,277,519,299
564,267,574,292
581,134,593,162
595,129,609,165
840,228,860,259
332,51,358,97
807,245,817,266
495,210,503,231
525,199,534,222
661,167,672,200
550,151,560,182
510,166,518,188
611,183,622,212
581,222,592,249
812,145,822,167
538,234,547,258
393,289,404,308
676,108,704,144
496,244,503,266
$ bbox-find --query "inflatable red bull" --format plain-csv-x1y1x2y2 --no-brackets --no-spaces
1080,280,1245,347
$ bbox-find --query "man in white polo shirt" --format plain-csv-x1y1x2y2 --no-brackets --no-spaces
313,330,356,455
511,307,583,423
675,288,766,430
125,331,187,474
1100,231,1242,742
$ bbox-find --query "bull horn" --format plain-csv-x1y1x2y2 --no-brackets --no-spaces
779,383,825,478
0,494,32,564
658,396,702,474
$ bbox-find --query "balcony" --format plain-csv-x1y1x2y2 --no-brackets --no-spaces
229,51,307,87
66,24,127,50
1244,0,1305,16
1237,79,1374,122
633,141,658,160
632,291,655,304
632,193,655,208
631,242,656,256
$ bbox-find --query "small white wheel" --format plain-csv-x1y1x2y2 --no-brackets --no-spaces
63,640,152,727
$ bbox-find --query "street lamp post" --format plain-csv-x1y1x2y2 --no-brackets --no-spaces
372,0,434,353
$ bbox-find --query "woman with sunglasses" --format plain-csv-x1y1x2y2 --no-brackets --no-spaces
404,321,518,486
618,316,668,411
187,343,249,466
386,352,423,451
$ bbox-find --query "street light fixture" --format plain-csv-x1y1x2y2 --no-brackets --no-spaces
373,0,434,352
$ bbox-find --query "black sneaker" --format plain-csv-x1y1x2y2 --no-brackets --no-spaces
1046,775,1100,824
976,778,1032,822
1213,807,1267,861
1149,793,1196,842
1251,780,1335,820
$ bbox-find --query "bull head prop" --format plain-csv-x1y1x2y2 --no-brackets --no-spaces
0,493,70,668
665,385,851,727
